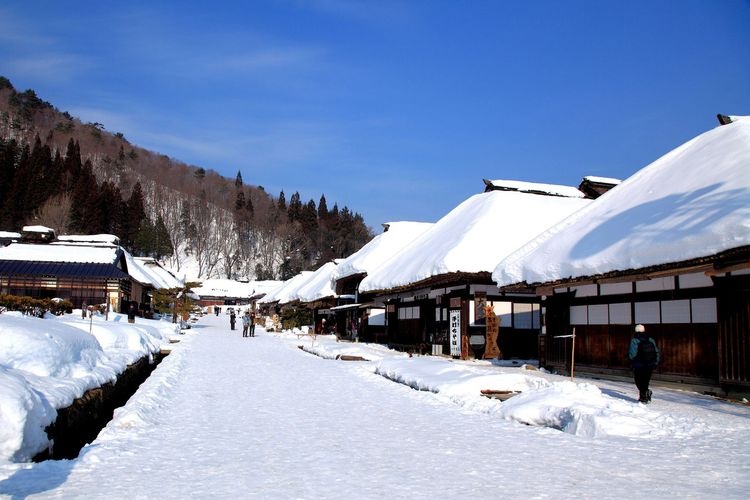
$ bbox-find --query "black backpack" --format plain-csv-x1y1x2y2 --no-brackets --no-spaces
637,338,658,366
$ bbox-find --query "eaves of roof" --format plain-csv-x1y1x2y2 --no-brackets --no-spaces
0,260,130,279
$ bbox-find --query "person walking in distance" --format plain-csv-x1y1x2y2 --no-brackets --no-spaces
241,310,251,337
628,324,660,403
229,310,237,331
127,303,137,324
249,310,256,337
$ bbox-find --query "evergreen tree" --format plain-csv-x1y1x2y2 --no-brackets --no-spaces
0,139,18,211
235,190,246,211
68,161,99,233
27,135,51,212
49,150,64,198
288,191,302,223
133,217,155,256
277,190,287,211
153,215,174,259
279,258,300,281
301,199,319,238
180,204,195,242
235,170,243,188
152,281,202,323
123,182,146,250
255,263,272,280
96,181,123,236
318,194,329,220
62,139,81,192
2,143,31,229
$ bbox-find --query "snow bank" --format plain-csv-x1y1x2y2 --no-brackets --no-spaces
0,311,179,462
374,356,702,439
0,366,56,462
286,332,709,440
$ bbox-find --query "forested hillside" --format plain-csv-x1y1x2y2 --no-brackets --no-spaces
0,77,373,280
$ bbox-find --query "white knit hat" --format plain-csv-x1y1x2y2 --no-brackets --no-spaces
635,324,645,333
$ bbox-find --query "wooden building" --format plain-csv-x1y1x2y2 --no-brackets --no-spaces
193,279,283,313
258,271,314,327
0,228,190,315
333,221,434,343
493,115,750,394
359,180,592,358
125,255,184,315
0,228,131,312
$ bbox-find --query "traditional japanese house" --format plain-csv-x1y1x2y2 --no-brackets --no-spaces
258,271,314,328
125,255,184,316
332,221,434,342
193,279,283,313
359,180,591,359
247,280,286,311
493,115,750,395
0,228,131,312
293,261,349,336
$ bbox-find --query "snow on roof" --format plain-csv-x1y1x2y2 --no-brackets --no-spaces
0,242,121,265
484,179,586,198
248,280,286,299
135,258,184,288
332,221,434,283
259,271,314,304
583,176,622,185
295,261,339,303
192,279,258,299
725,115,750,124
359,187,591,293
21,225,55,234
128,257,183,289
257,279,291,304
58,234,120,245
493,117,750,287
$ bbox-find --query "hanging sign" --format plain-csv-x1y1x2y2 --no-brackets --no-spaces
449,309,461,357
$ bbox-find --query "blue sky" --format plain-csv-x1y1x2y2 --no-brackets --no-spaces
1,1,748,230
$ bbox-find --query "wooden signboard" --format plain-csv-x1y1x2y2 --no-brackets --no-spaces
484,304,502,359
449,309,461,357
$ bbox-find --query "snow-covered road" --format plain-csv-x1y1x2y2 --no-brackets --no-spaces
1,314,748,499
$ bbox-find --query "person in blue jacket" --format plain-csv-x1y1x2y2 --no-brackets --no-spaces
628,324,660,403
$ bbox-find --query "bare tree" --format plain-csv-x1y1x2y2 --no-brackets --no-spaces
28,192,72,234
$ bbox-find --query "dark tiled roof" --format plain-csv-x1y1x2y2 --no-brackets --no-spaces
0,260,129,279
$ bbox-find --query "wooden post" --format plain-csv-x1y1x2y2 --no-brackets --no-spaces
484,305,501,359
570,327,576,382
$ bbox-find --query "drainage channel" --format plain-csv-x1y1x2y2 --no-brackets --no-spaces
32,350,170,462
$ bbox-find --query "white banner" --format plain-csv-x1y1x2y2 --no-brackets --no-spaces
449,309,461,357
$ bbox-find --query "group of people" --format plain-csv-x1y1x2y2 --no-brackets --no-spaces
229,309,256,337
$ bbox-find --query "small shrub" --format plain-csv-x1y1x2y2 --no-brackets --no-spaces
0,294,73,318
280,307,311,330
